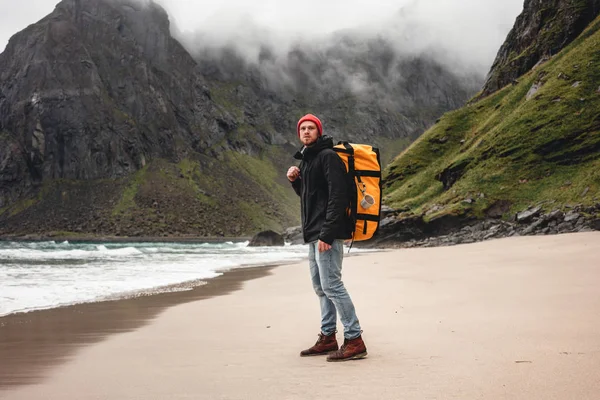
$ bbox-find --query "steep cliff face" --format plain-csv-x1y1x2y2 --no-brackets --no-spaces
480,0,600,98
0,0,220,207
0,0,300,237
0,0,480,238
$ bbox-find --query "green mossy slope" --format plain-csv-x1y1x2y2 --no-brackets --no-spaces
383,16,600,221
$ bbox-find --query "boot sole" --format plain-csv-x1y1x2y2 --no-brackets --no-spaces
300,349,339,357
326,351,368,362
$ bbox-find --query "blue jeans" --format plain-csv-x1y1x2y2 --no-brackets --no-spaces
308,239,362,339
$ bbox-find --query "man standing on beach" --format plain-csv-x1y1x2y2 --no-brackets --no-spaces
287,113,367,362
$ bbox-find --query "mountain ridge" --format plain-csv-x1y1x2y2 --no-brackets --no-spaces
480,0,600,98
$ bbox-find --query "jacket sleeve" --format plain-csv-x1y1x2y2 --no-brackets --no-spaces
319,151,349,245
291,178,301,197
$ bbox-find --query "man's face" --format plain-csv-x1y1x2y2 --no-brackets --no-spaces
299,121,319,146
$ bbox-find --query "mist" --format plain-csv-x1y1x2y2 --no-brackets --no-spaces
0,0,57,53
156,0,524,74
1,0,523,70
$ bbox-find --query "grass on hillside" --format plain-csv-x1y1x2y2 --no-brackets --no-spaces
225,149,300,231
105,147,300,235
383,16,600,221
112,165,148,216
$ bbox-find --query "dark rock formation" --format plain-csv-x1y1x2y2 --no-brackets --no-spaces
365,203,600,249
516,206,542,223
435,158,473,190
248,230,285,247
0,0,218,205
480,0,600,98
283,226,304,245
485,200,512,219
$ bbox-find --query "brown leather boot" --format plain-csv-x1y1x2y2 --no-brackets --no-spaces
326,335,367,362
300,332,339,357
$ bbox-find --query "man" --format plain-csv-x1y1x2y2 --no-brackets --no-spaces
287,113,367,362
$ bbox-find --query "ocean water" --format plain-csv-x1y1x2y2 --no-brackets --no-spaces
0,240,324,317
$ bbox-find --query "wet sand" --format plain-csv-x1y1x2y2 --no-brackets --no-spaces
1,232,599,399
0,266,274,388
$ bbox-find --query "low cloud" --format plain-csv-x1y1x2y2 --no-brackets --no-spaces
1,0,524,72
154,0,523,107
158,0,524,74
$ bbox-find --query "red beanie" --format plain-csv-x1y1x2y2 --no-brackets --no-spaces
297,114,323,138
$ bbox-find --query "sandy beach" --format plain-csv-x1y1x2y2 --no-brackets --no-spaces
1,232,599,399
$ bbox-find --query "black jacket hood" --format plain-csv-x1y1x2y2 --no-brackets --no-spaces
294,135,334,161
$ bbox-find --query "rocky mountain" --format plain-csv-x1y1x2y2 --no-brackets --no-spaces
480,0,600,98
185,35,480,165
378,6,600,246
0,0,480,239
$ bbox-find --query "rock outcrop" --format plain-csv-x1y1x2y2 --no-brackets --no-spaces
283,226,304,245
365,203,600,248
248,230,285,247
480,0,600,98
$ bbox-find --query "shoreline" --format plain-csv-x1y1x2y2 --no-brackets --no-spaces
0,241,375,319
0,258,305,319
0,265,276,389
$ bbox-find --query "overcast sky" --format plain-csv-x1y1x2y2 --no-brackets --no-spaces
0,0,524,70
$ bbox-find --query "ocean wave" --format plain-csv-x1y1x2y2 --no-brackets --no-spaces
0,239,367,317
0,246,143,261
0,268,223,317
101,247,143,256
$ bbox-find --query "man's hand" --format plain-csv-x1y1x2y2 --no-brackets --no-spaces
287,166,300,182
318,240,332,252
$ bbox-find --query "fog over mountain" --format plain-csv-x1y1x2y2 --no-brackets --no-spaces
1,0,524,74
162,0,524,75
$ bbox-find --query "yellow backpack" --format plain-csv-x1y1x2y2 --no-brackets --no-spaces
333,142,382,242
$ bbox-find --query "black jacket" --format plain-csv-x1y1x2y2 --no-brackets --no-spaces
291,136,352,245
